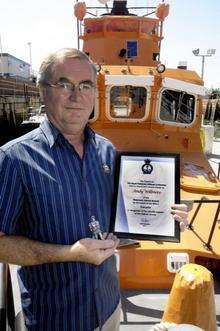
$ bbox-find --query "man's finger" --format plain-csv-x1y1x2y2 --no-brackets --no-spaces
92,239,115,249
106,233,113,239
106,233,118,242
171,209,188,219
172,213,187,223
172,214,188,229
179,221,187,232
100,247,118,262
171,204,188,211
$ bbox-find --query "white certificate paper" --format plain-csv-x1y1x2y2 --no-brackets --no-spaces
114,154,179,240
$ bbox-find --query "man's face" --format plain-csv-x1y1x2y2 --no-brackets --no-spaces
41,57,96,135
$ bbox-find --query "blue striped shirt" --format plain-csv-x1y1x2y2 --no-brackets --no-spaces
0,119,120,330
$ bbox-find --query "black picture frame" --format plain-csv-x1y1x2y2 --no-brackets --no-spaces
110,152,180,242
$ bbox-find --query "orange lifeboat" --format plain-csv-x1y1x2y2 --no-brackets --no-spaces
75,1,220,292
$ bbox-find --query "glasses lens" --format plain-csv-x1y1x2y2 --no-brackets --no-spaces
79,82,94,91
60,82,75,91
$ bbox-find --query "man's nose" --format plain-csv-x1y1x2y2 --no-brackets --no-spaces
69,88,78,102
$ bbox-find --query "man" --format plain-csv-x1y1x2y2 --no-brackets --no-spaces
0,48,188,330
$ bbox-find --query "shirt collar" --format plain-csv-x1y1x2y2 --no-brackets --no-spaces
40,119,96,148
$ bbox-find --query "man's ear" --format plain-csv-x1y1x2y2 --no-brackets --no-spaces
39,88,45,103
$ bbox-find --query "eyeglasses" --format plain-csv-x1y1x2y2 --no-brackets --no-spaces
45,80,96,93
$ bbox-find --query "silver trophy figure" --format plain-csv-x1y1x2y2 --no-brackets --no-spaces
89,216,104,240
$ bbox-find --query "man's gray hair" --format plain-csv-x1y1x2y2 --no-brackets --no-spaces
37,48,97,87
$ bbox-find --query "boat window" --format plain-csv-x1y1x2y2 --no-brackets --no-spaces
126,41,138,58
159,89,195,124
109,86,147,119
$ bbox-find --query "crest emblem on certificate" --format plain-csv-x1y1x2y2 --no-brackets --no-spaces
142,159,153,174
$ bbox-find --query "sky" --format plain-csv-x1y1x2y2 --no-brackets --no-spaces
1,0,220,88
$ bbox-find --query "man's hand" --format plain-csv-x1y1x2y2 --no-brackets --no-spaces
69,236,119,265
0,232,119,266
171,204,188,231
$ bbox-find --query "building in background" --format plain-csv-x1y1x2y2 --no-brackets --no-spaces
0,53,40,138
0,53,30,79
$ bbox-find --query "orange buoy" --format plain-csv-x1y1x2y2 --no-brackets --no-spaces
162,263,217,331
155,3,170,21
74,2,86,21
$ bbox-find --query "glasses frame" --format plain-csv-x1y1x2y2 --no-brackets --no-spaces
44,80,96,94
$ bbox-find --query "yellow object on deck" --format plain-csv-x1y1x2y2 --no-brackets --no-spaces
162,263,217,331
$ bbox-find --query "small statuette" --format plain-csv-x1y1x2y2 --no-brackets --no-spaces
89,216,103,240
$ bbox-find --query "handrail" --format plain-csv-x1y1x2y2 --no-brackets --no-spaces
188,199,220,251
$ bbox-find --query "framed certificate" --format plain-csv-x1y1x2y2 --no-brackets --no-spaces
110,152,180,242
